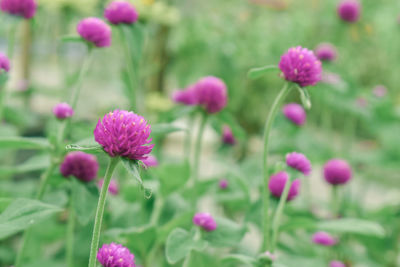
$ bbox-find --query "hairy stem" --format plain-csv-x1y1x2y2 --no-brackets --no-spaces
192,112,207,208
66,198,75,267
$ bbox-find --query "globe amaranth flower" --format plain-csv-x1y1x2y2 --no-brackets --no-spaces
282,103,306,126
372,85,387,98
330,260,346,267
279,46,322,87
104,1,138,25
337,0,360,23
52,102,74,119
315,43,337,62
77,17,111,47
286,152,311,175
0,52,10,73
312,231,337,246
97,242,135,267
193,76,228,114
193,212,217,232
60,152,99,182
0,0,37,19
268,171,300,201
141,155,158,168
323,159,352,185
219,179,228,189
171,84,198,106
94,110,154,160
222,125,236,145
98,178,119,195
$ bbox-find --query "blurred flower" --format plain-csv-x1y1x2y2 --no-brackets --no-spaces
0,52,10,73
0,0,37,19
193,212,217,231
330,260,346,267
141,155,158,168
315,43,337,62
17,79,29,91
104,1,138,25
194,76,228,114
312,231,337,246
52,102,74,120
264,251,277,261
77,17,111,48
97,242,135,267
172,85,198,106
60,152,99,182
282,103,306,126
222,125,236,145
372,85,387,98
355,97,368,108
268,171,300,201
94,110,154,160
323,159,352,185
219,179,229,189
286,152,311,175
98,178,119,195
278,46,322,87
337,0,360,23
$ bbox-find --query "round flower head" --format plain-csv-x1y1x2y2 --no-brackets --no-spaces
94,110,154,160
356,97,367,108
268,171,300,201
77,17,111,48
172,85,198,106
219,179,228,189
97,242,135,267
372,85,387,98
52,102,74,120
0,52,10,73
104,1,138,25
312,231,337,246
286,152,311,175
141,155,158,168
0,0,37,19
193,212,217,232
98,178,119,195
337,0,361,23
282,103,306,126
194,76,227,114
60,152,99,182
222,125,236,145
330,261,346,267
323,159,352,185
279,46,322,87
315,43,337,62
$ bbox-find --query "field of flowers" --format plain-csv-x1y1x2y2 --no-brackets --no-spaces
0,0,399,266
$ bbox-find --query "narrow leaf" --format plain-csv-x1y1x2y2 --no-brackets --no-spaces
0,137,51,150
151,123,186,138
60,35,84,43
65,144,103,154
121,158,152,199
247,65,279,80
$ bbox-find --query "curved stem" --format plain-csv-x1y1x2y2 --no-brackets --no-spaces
261,82,291,252
332,185,339,217
88,157,120,267
192,112,207,208
66,198,75,267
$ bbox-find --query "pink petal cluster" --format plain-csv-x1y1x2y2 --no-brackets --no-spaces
172,84,198,106
98,178,119,195
222,125,236,145
0,0,37,19
286,152,311,175
219,179,229,189
330,260,346,267
372,85,387,98
268,171,300,201
97,242,135,267
60,152,99,182
141,155,158,168
52,102,74,120
77,17,111,48
282,103,306,126
315,43,337,62
104,1,138,25
323,159,352,185
312,231,337,246
193,212,217,232
337,0,361,23
0,52,10,73
279,46,322,87
94,110,154,160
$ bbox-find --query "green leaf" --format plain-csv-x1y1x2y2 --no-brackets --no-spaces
60,35,84,43
296,85,312,110
317,218,385,237
0,154,50,175
151,123,186,138
65,144,103,154
121,158,152,199
0,137,51,150
185,250,220,267
125,226,157,259
0,198,62,239
221,254,257,267
247,65,279,80
71,179,99,225
166,228,207,264
154,161,190,196
203,217,246,247
0,73,9,85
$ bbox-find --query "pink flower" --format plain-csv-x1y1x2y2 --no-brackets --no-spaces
222,125,236,145
323,159,352,185
77,17,111,48
141,155,158,168
219,179,228,189
282,103,306,126
98,178,119,195
97,242,135,267
315,43,337,62
52,102,74,120
337,0,361,23
0,52,10,72
172,84,198,106
193,212,217,232
286,152,311,175
60,152,99,182
372,85,387,98
104,1,138,25
193,76,228,114
0,0,37,19
330,260,346,267
312,231,337,246
268,171,300,201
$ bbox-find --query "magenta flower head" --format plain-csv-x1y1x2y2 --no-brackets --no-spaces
286,152,311,176
337,0,361,23
279,46,322,87
330,261,346,267
98,178,119,195
193,212,217,232
141,155,158,168
52,102,74,120
60,152,99,182
219,179,229,189
194,76,228,114
97,242,135,267
372,85,387,98
315,43,337,62
312,231,337,246
172,85,198,106
0,52,10,73
104,1,138,25
268,171,300,201
323,159,352,185
94,110,154,160
282,103,306,126
77,17,111,48
222,125,236,145
0,0,37,19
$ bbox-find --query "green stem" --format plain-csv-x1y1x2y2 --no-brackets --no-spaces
88,157,120,267
150,195,163,225
66,198,75,267
7,22,17,58
332,186,340,217
0,83,6,122
261,82,291,252
184,114,195,159
270,176,292,252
